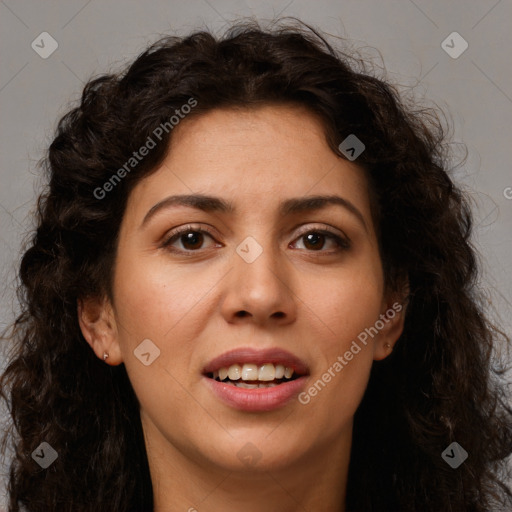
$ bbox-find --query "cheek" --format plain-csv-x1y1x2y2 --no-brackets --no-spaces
298,296,376,442
112,254,219,342
307,274,381,380
310,255,384,344
295,254,383,431
110,253,225,406
111,255,213,430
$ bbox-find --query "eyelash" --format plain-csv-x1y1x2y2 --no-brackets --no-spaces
161,224,351,255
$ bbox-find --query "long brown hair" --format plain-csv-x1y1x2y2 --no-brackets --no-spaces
1,19,511,511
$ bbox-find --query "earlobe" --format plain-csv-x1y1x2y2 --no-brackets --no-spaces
373,299,406,361
77,296,121,365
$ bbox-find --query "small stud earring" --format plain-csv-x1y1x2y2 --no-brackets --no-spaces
384,342,392,351
103,351,109,361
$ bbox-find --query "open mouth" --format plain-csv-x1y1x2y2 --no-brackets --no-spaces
202,350,310,411
205,363,303,389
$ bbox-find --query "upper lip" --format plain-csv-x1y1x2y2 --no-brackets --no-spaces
203,347,309,376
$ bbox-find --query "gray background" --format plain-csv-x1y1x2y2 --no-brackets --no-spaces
1,0,511,508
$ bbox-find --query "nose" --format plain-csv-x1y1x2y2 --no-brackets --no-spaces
220,238,297,327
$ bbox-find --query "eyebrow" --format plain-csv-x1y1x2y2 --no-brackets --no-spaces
141,193,367,231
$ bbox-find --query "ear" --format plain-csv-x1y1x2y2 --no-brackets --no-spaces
373,286,408,361
77,295,122,365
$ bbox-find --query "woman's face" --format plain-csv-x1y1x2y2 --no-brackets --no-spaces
87,104,403,475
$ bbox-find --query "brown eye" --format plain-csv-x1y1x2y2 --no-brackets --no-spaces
162,226,218,253
302,232,326,250
292,229,350,252
179,231,204,250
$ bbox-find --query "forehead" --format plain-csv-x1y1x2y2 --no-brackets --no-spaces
174,103,324,141
128,105,371,215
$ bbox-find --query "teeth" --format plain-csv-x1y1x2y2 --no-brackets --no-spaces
241,364,259,381
212,362,296,381
234,382,259,389
258,363,275,381
223,381,278,388
227,364,241,380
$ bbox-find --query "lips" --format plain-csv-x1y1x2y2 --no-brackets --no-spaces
202,347,310,412
202,347,309,376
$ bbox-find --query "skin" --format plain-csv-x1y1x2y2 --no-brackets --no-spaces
79,104,405,512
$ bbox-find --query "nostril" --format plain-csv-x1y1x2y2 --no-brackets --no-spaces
235,311,249,318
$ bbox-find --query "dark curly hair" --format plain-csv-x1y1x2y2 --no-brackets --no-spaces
1,18,511,512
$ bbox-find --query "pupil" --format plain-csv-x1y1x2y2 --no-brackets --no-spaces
183,231,203,249
304,233,324,250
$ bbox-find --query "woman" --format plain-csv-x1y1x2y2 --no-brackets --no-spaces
1,19,511,512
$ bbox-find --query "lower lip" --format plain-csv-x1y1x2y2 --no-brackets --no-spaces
203,376,308,412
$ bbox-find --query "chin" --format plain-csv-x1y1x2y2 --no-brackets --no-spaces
201,433,312,473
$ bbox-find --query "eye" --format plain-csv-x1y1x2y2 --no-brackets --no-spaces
161,225,220,252
291,226,350,252
161,224,351,255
